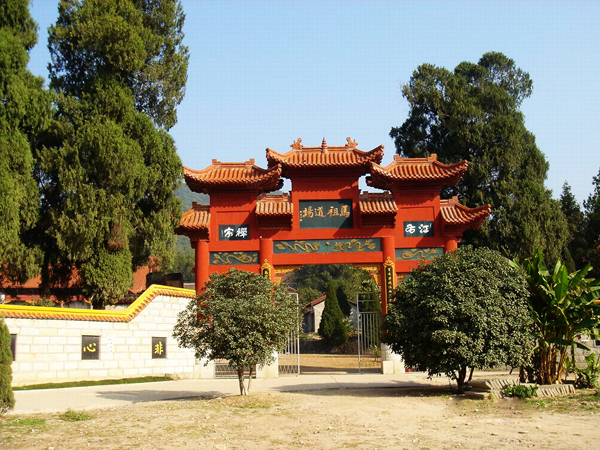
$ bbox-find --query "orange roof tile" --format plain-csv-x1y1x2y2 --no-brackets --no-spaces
367,154,468,190
359,191,398,215
266,137,384,176
440,196,491,236
256,193,293,217
175,202,210,239
184,159,283,193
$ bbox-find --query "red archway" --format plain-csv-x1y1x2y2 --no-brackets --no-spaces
176,138,490,314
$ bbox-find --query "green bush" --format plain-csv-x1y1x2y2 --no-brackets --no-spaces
502,383,538,399
571,353,600,389
0,317,15,413
318,283,349,347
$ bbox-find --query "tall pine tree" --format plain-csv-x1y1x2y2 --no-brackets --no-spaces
0,0,52,288
36,0,188,306
391,52,569,264
318,282,349,347
560,182,587,271
583,169,600,278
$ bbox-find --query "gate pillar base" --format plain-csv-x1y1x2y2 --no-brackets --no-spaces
195,358,216,379
257,352,279,378
381,344,405,374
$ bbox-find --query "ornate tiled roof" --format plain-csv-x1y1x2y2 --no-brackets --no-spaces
367,154,468,190
256,193,293,217
0,285,196,322
359,191,397,215
266,137,384,176
176,202,210,240
184,159,283,193
440,196,491,236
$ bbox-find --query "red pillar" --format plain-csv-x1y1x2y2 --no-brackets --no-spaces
194,240,210,295
445,237,458,252
259,238,273,281
380,236,396,316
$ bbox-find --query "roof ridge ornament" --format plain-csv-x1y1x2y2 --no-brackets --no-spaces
291,138,303,150
321,137,328,153
345,137,358,150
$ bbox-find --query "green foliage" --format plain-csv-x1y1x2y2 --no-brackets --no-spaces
59,409,95,422
48,0,189,130
568,353,600,389
171,242,195,283
173,269,299,395
560,183,587,271
336,284,351,316
502,383,539,399
384,246,533,393
0,318,15,413
390,52,570,264
318,283,350,347
13,376,169,391
515,250,600,384
0,0,53,287
583,169,600,279
36,0,187,306
285,264,374,310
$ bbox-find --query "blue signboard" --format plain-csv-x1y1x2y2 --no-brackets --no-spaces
299,200,353,229
274,238,380,254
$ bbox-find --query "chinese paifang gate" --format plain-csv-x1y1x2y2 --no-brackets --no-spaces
175,138,491,314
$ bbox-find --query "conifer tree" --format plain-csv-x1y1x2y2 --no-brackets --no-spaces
37,0,188,306
318,282,349,346
391,52,569,264
0,318,15,413
0,0,52,287
583,169,600,278
560,182,587,271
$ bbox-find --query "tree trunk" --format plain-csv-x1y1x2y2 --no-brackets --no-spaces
456,366,467,394
247,366,253,394
237,368,247,396
467,367,474,383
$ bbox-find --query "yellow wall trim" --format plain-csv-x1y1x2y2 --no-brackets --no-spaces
0,285,196,322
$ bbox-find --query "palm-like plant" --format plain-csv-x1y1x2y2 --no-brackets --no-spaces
515,250,600,384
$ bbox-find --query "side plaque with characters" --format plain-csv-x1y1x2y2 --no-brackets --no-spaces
82,335,100,360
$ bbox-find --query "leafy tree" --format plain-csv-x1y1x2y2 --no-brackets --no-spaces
390,52,569,264
560,182,587,271
173,269,298,395
384,246,532,393
36,0,187,307
514,250,600,385
0,317,15,413
0,0,52,287
583,169,600,279
318,282,349,347
171,242,194,283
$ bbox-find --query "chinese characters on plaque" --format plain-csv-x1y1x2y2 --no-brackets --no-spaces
81,335,100,360
403,221,434,237
152,337,167,359
299,200,352,229
219,224,250,241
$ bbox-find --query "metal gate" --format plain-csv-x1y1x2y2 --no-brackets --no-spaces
278,293,300,375
356,292,382,373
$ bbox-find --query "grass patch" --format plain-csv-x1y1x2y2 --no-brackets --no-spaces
13,376,171,391
0,417,46,432
59,409,95,422
528,389,600,412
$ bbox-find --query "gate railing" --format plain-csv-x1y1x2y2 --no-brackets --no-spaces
356,292,382,374
278,292,300,375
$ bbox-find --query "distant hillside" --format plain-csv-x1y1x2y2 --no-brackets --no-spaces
175,184,209,211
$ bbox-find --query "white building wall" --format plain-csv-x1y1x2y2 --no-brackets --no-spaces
3,286,207,386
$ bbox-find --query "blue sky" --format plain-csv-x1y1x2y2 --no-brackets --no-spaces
28,0,600,204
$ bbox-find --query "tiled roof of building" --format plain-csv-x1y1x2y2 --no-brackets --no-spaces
367,154,468,190
266,138,384,175
440,196,491,235
359,192,398,215
0,285,196,322
184,159,283,193
177,202,210,232
256,193,293,217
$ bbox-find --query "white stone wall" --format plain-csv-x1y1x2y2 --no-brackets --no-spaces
4,290,204,386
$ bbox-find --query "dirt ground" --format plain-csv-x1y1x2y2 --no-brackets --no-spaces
3,383,600,450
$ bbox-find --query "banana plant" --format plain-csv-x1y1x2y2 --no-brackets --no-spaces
513,250,600,384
